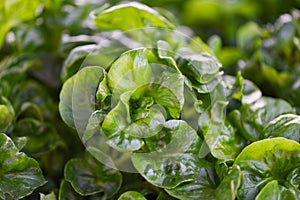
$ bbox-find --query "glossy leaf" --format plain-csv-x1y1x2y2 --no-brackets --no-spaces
263,114,300,142
107,48,154,97
215,166,242,200
165,162,218,200
0,104,13,132
229,97,293,141
233,138,300,200
64,151,122,197
0,133,46,199
93,2,174,31
199,101,245,160
118,191,146,200
40,192,57,200
59,180,84,200
255,180,298,200
132,120,204,189
59,66,105,134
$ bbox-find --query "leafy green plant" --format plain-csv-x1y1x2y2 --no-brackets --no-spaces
0,1,299,200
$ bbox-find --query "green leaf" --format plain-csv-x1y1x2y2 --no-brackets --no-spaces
14,119,62,154
93,2,174,31
0,104,14,132
165,162,218,200
132,120,205,189
255,180,298,200
229,97,293,141
107,48,154,97
199,101,245,160
215,166,243,200
59,180,84,200
177,53,221,85
64,151,122,197
59,66,105,133
0,0,40,47
233,137,300,200
0,133,46,199
61,45,102,81
118,191,146,200
263,114,300,142
40,192,57,200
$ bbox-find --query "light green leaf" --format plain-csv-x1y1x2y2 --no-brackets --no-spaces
255,180,298,200
118,191,146,200
233,138,300,200
59,66,106,134
199,101,245,160
40,192,57,200
0,133,46,199
107,48,154,97
93,2,174,31
0,0,40,47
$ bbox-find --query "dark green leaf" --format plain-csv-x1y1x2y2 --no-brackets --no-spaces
215,166,242,200
263,114,300,142
229,97,293,141
0,133,46,199
64,151,122,197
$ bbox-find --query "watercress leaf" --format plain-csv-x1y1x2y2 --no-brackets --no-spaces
255,180,298,200
61,44,99,81
215,166,243,200
59,75,75,128
199,101,245,160
0,133,46,199
229,97,293,141
59,180,84,200
118,191,146,200
156,40,180,72
107,48,154,97
263,114,300,142
0,0,40,47
125,107,165,138
165,161,218,200
12,136,28,151
0,104,14,132
178,53,221,84
14,119,62,154
40,192,57,200
93,2,174,31
102,91,131,138
82,110,106,144
233,137,300,200
64,151,122,197
59,66,105,135
132,120,203,189
286,167,300,192
96,71,110,101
